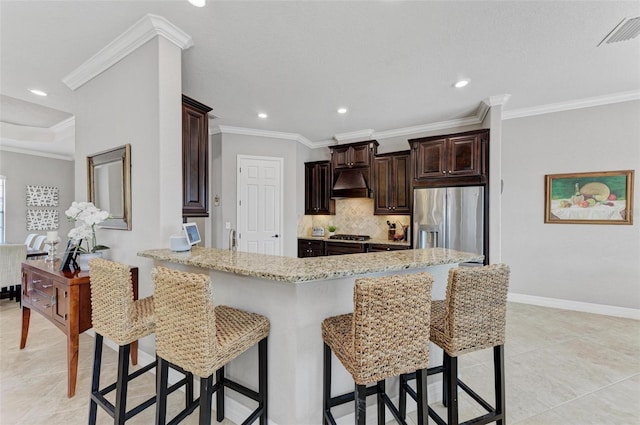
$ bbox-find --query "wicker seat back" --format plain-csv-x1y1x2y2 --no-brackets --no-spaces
323,272,433,385
153,266,270,379
88,258,154,345
434,264,511,356
152,266,215,377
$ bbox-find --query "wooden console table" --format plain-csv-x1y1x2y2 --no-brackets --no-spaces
20,259,139,397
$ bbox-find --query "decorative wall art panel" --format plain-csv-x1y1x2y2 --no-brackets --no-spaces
26,185,59,207
26,209,59,231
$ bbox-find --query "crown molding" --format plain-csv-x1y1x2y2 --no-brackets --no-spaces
0,121,54,143
475,101,491,122
0,117,75,159
50,116,75,141
483,94,512,107
210,92,638,148
63,14,193,90
373,114,482,140
333,129,374,143
503,91,640,120
0,145,74,161
213,125,316,148
0,117,75,144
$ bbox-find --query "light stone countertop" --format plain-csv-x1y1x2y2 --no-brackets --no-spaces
138,247,483,284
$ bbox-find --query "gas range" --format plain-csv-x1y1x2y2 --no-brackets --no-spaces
328,234,371,241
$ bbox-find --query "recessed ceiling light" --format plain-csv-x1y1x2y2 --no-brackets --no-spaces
453,79,470,88
258,113,268,119
29,89,47,96
337,107,348,114
188,0,206,7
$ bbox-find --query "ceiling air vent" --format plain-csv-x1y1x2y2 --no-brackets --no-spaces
599,17,640,46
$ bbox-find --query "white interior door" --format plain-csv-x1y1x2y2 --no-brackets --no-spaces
237,155,283,255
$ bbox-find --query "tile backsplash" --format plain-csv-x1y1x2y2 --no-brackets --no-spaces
298,198,410,240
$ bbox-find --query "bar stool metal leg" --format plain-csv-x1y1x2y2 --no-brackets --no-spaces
88,334,104,425
200,376,213,425
399,374,407,420
115,344,131,425
495,345,505,425
443,353,450,407
377,380,385,425
155,357,169,425
446,353,459,425
259,338,268,425
322,343,333,425
416,369,428,425
215,366,224,422
355,384,367,425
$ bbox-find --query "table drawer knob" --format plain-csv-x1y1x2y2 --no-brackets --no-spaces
42,284,53,288
32,279,42,284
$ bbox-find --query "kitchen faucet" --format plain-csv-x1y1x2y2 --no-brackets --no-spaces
229,228,237,252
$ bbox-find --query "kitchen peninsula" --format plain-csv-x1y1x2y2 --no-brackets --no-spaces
138,247,482,425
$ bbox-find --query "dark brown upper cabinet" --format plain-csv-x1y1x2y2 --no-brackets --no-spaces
182,95,212,217
409,129,489,187
329,140,378,198
331,142,375,169
373,151,411,215
304,161,335,215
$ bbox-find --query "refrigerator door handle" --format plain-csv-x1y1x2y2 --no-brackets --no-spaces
429,231,439,248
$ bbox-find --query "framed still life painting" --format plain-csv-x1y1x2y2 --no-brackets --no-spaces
544,170,634,225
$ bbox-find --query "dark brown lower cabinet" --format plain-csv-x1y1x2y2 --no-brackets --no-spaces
298,239,325,257
367,244,410,252
325,241,366,256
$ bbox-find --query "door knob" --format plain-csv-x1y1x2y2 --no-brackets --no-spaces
272,234,279,238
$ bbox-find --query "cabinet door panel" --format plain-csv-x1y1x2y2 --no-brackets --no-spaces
182,96,212,217
414,139,446,179
373,157,392,213
304,165,314,213
350,145,371,167
392,154,411,213
297,239,325,257
316,163,333,213
448,135,479,176
304,162,334,215
331,146,351,169
326,242,365,255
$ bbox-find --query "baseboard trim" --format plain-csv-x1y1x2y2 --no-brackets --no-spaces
508,293,640,320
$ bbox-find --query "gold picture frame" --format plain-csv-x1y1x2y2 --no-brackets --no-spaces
544,170,634,225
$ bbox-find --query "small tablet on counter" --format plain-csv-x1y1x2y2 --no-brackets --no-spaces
183,222,201,246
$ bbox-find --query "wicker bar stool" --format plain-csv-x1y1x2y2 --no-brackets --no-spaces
152,266,270,425
322,272,433,425
399,264,511,425
88,259,193,425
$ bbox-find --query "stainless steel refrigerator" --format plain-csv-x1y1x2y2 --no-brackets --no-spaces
413,186,485,263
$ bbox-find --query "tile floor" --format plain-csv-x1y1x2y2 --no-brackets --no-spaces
1,300,638,424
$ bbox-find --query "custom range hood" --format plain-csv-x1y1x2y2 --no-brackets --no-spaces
328,140,378,198
331,168,371,198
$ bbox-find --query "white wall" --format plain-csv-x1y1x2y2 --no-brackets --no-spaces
502,100,640,309
0,150,74,244
73,37,183,352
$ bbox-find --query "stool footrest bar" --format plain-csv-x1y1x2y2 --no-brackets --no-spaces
223,377,260,402
166,399,200,425
457,378,494,413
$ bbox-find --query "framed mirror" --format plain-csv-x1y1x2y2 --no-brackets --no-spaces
87,144,132,230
